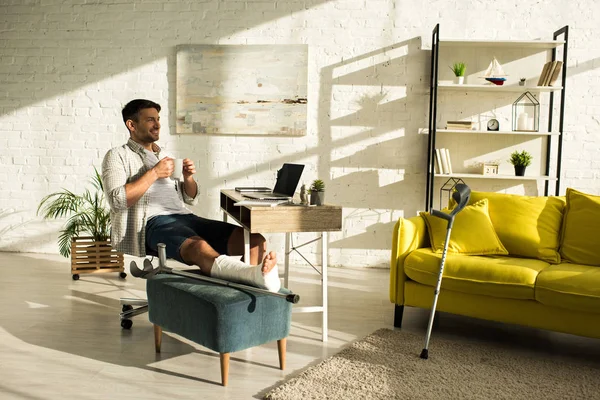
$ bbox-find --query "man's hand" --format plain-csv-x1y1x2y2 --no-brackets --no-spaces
153,157,174,179
182,158,198,198
182,158,196,178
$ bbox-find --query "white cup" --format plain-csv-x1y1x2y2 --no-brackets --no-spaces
172,158,184,180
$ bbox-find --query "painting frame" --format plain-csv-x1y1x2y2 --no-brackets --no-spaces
176,44,308,136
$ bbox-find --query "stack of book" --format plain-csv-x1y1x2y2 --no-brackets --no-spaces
445,120,474,130
434,148,453,174
537,61,563,87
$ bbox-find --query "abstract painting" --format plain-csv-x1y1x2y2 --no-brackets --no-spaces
176,44,308,135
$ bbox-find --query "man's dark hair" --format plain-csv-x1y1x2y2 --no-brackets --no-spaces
122,99,161,126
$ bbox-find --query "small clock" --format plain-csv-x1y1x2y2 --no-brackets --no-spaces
487,119,499,131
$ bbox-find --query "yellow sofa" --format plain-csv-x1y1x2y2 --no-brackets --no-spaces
389,189,600,339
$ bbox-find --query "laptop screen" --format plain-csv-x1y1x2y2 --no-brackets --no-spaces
273,163,305,196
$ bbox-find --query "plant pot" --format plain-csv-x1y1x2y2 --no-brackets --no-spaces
456,76,464,85
71,237,124,279
514,166,526,176
310,191,325,206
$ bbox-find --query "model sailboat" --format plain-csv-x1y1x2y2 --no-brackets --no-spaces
483,57,507,85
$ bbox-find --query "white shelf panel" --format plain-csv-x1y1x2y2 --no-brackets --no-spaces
440,40,565,49
434,129,560,136
435,173,557,181
438,83,562,92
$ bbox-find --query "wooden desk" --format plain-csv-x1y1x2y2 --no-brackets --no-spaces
220,190,342,341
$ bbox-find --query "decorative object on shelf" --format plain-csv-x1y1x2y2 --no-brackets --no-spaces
299,183,309,205
512,91,540,132
482,57,507,85
36,167,125,280
482,162,500,175
450,62,466,84
439,177,466,209
519,78,526,86
509,150,532,176
309,179,325,206
487,118,500,131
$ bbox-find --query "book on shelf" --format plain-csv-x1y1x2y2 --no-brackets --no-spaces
444,148,453,174
434,149,443,174
537,61,552,86
438,148,452,174
537,60,563,86
445,120,473,130
547,61,563,86
542,61,558,86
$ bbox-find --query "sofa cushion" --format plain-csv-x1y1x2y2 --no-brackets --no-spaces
454,191,565,263
420,199,508,256
404,248,550,300
535,263,600,314
559,188,600,266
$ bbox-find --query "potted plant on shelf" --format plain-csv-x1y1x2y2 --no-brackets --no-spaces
450,62,466,85
309,179,325,206
508,150,532,176
37,167,125,280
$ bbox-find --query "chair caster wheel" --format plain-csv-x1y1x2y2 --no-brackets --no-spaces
119,272,127,279
122,305,133,312
72,274,80,281
121,319,133,329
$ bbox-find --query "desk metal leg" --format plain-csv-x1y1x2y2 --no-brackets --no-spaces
321,231,328,342
284,233,291,287
244,229,250,264
287,232,329,342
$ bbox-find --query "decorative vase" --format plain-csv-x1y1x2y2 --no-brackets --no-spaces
457,76,464,85
310,191,325,206
514,166,526,176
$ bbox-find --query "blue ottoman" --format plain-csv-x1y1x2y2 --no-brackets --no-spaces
146,273,292,386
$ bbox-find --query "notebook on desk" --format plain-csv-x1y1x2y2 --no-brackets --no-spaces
242,163,305,200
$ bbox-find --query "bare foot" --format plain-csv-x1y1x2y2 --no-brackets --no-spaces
261,251,277,274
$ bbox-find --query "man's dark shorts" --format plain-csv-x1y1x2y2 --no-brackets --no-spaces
145,213,237,264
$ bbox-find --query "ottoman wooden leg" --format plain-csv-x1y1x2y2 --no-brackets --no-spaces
277,338,286,370
154,324,162,353
220,353,230,386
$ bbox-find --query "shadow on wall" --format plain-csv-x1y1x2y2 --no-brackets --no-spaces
163,38,429,254
1,0,333,118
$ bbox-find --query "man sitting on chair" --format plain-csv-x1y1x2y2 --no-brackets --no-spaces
101,99,280,292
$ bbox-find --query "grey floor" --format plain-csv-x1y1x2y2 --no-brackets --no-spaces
0,252,598,400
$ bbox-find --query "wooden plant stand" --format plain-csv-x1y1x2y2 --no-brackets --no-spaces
70,236,126,281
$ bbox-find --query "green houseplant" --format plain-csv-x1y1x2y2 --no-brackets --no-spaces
450,62,466,84
37,167,124,280
309,179,325,206
508,150,533,176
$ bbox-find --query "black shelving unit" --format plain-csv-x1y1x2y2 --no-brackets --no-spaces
425,25,569,211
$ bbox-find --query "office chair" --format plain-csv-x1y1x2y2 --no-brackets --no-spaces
118,247,158,329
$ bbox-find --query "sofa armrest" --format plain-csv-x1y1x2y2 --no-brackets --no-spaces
389,216,429,305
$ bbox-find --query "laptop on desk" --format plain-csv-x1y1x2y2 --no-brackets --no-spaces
242,163,305,200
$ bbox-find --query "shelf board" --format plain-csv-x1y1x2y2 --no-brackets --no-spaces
435,173,557,181
434,129,560,136
440,39,565,49
438,83,562,92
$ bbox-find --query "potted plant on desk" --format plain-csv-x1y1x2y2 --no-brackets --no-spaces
309,179,325,206
509,150,532,176
37,167,125,280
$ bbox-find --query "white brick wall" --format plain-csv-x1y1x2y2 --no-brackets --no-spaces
1,0,599,267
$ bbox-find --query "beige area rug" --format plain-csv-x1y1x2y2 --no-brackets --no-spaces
263,328,600,400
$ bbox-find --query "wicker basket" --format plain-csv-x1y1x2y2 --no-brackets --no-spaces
70,236,124,280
